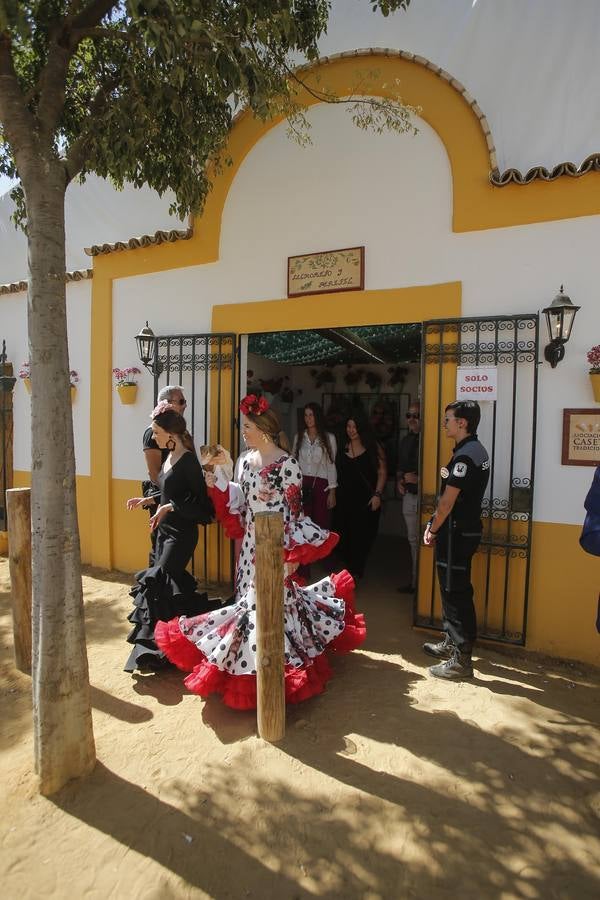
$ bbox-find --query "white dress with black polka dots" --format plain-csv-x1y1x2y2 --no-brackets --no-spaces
179,453,346,676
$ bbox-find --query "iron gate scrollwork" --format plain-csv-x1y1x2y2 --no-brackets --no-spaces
151,332,237,587
417,314,539,645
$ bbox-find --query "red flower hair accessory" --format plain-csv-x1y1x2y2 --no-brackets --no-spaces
240,393,269,416
151,400,175,419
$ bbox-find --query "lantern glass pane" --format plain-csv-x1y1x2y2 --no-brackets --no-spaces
545,309,562,341
561,307,576,340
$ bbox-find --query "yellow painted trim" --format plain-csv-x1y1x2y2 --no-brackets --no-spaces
212,282,461,333
528,522,600,666
89,271,113,567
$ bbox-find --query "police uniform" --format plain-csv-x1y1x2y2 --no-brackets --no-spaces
435,433,490,653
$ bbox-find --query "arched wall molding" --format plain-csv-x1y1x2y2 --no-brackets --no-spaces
87,50,600,567
89,49,600,273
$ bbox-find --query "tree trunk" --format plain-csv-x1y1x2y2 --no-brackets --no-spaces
25,162,96,795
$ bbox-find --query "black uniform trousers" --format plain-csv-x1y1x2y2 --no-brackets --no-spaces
435,519,481,653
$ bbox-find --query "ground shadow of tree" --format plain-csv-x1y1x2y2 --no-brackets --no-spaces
275,651,600,899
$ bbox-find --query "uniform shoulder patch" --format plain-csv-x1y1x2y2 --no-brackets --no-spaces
452,461,467,478
482,459,490,470
440,466,449,479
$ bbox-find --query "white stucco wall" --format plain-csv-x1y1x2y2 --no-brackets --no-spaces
111,103,600,525
1,279,91,475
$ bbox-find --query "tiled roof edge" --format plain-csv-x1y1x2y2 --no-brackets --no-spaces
489,152,600,185
84,226,193,257
0,268,93,295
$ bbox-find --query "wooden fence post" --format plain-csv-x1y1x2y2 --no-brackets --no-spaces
0,358,15,534
255,511,285,741
6,487,32,674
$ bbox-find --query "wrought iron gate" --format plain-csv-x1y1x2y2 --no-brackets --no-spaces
150,332,237,587
416,314,539,645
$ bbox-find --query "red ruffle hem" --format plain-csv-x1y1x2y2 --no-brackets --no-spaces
284,530,339,565
155,568,366,711
208,485,244,540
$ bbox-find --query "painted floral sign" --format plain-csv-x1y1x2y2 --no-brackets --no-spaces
287,246,364,298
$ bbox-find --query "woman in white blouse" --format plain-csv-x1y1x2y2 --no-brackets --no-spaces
293,402,337,530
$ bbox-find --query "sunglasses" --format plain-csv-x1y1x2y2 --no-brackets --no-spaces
406,413,420,420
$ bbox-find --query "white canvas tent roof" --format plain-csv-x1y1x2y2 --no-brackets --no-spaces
1,0,599,286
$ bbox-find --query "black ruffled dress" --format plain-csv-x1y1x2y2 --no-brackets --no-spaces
124,451,215,672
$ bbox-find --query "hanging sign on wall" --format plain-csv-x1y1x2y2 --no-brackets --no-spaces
287,246,364,298
456,366,498,401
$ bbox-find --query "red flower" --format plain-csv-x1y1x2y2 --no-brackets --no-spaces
285,483,303,517
240,393,270,416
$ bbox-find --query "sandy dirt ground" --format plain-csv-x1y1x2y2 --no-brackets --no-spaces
1,541,600,900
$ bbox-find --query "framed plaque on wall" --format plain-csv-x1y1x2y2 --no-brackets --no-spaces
562,408,600,466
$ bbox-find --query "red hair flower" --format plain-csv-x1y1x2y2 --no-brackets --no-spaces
240,394,269,416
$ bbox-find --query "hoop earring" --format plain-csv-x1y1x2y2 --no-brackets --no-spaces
262,433,269,444
166,437,176,451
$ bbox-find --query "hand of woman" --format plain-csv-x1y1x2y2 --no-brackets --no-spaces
368,494,382,512
127,497,148,510
284,560,299,577
149,503,173,531
326,488,336,510
423,523,437,546
204,471,217,488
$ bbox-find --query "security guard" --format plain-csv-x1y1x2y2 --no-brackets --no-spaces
423,400,490,679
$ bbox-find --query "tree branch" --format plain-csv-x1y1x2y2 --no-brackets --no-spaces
63,74,120,182
71,26,137,43
70,0,120,31
0,35,40,175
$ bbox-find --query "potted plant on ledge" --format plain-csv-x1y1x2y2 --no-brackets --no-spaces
588,345,600,402
113,366,141,404
70,370,80,403
19,361,31,393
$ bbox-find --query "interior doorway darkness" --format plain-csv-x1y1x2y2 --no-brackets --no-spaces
244,322,422,590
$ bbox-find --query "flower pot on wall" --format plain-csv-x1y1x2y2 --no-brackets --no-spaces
591,373,600,403
23,377,31,394
117,384,138,405
70,386,77,403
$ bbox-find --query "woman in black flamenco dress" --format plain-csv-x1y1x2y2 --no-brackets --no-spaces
124,402,215,672
335,414,387,579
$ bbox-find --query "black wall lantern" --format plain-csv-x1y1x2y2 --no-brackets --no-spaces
542,286,580,368
0,340,16,392
135,321,162,375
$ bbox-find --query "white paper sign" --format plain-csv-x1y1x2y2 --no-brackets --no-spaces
456,366,497,401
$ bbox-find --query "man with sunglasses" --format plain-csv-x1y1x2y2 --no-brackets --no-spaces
142,385,187,563
396,401,421,593
423,400,490,679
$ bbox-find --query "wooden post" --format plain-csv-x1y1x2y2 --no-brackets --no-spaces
0,359,15,533
6,487,32,673
255,511,285,741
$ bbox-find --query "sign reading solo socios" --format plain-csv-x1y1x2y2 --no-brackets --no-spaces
456,366,497,401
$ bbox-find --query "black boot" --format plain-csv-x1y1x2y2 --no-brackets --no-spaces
429,648,474,680
422,633,454,660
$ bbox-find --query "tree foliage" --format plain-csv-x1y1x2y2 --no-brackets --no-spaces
1,0,413,221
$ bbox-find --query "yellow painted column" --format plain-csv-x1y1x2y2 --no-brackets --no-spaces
89,264,113,568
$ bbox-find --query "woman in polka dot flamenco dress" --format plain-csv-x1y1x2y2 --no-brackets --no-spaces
155,394,366,710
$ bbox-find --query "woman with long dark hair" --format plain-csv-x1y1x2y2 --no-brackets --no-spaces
124,401,215,672
335,413,387,579
155,394,366,709
292,401,337,530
